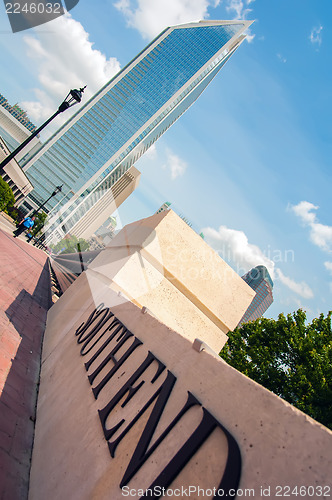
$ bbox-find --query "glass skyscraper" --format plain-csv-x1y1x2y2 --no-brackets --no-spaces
238,265,274,326
21,20,252,243
0,93,39,158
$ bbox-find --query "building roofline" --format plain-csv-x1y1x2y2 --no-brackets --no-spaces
178,19,253,29
22,19,252,174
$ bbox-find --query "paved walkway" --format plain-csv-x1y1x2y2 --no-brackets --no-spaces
0,223,52,500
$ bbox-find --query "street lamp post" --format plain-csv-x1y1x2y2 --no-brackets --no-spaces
29,184,63,247
30,184,63,218
0,87,86,175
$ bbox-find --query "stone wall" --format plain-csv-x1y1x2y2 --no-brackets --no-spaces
29,213,332,499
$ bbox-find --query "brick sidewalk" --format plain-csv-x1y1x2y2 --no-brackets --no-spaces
0,229,52,500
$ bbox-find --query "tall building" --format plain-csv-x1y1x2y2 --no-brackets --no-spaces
69,165,140,239
0,93,37,134
0,97,41,162
0,97,40,204
0,137,33,204
237,265,274,326
21,20,252,244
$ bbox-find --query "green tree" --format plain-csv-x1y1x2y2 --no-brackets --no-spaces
51,234,90,254
0,177,15,212
31,211,48,237
220,310,332,429
6,205,21,223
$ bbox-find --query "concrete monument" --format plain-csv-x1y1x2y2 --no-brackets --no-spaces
29,212,332,499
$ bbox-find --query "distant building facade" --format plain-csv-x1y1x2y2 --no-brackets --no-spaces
0,95,41,161
155,202,171,214
238,265,274,326
88,215,118,249
0,137,33,205
0,93,37,133
0,94,40,205
69,165,140,240
19,20,251,244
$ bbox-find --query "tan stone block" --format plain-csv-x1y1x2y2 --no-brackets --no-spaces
88,210,255,351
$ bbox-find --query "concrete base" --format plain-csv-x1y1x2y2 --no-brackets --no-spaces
28,212,332,499
29,283,332,500
88,210,255,353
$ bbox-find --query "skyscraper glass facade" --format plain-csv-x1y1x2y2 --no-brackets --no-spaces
0,124,20,153
21,20,251,243
0,93,37,133
238,265,274,326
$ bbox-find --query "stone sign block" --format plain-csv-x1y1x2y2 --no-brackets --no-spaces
87,210,255,352
29,213,332,499
29,283,332,500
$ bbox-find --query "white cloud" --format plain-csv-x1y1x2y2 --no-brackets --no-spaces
20,13,120,129
290,201,332,253
114,0,210,39
324,262,332,275
225,0,255,42
114,0,255,40
226,0,252,20
275,269,314,299
163,149,187,179
203,223,314,299
309,25,323,46
278,294,310,311
277,53,287,63
203,224,275,278
143,143,158,160
291,200,318,224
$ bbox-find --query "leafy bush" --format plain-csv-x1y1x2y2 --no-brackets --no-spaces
220,310,332,429
0,177,15,212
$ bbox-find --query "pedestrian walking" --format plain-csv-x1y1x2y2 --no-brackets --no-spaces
13,216,35,238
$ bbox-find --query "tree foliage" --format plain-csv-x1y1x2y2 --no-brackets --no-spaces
6,205,23,223
0,177,15,212
51,234,90,254
220,310,332,430
31,211,48,237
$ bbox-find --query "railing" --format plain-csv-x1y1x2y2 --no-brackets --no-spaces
49,249,102,295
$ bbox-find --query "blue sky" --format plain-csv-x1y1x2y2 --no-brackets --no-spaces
1,0,332,321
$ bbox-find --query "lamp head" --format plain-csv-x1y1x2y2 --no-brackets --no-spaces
51,184,63,197
58,86,86,113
